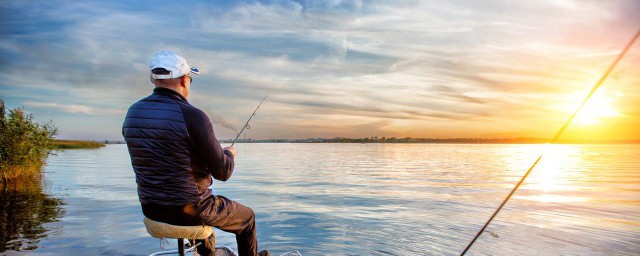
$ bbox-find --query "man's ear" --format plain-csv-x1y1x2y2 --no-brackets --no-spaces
180,76,187,87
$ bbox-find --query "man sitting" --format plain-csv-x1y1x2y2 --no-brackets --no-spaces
122,50,268,256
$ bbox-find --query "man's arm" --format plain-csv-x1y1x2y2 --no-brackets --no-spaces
184,106,235,181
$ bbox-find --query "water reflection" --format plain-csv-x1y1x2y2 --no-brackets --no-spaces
519,144,585,203
6,144,639,255
0,177,64,252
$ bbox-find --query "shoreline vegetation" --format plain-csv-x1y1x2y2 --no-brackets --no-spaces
1,100,66,251
1,101,56,182
1,100,106,182
52,140,105,149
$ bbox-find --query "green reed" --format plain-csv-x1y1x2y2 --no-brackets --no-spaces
0,100,57,182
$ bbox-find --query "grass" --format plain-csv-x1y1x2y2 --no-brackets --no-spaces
52,140,105,149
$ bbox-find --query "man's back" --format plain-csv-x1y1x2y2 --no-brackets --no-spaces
123,90,198,206
124,50,264,256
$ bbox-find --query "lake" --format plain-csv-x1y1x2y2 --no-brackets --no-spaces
1,143,639,255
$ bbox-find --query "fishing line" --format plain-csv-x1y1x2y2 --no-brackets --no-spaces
231,95,268,147
460,27,640,256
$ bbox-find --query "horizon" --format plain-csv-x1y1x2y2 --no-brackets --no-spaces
2,1,640,141
64,136,640,144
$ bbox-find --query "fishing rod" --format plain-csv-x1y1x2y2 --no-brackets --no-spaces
230,95,268,147
460,27,640,256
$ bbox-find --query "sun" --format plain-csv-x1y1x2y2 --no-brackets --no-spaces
572,90,620,126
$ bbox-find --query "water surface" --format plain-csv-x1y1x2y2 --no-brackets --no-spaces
2,143,639,255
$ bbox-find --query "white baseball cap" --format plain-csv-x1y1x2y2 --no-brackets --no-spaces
148,50,200,79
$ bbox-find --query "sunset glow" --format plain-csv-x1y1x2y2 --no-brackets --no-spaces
573,90,621,126
0,1,639,141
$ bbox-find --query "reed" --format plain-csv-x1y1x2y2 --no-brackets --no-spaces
52,140,105,149
0,100,57,182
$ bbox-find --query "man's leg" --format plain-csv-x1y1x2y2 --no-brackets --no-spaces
197,195,258,256
194,233,216,256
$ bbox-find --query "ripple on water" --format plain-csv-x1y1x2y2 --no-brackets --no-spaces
2,144,639,255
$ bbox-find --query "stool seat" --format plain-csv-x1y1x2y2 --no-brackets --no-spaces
143,217,213,240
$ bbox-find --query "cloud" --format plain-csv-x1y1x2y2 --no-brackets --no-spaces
23,102,123,115
1,0,639,139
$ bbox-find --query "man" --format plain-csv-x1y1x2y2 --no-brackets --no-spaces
122,50,268,256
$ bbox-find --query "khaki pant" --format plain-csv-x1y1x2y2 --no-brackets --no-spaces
196,195,258,256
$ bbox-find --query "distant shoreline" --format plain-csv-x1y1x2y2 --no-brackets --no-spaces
53,140,105,149
220,137,640,144
84,138,640,145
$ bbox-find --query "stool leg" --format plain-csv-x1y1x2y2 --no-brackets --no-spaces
177,238,185,256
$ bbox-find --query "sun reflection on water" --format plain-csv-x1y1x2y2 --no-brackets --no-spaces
515,144,588,203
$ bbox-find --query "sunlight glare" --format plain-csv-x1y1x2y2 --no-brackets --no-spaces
573,90,620,126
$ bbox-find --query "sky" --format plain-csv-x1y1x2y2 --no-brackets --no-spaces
1,0,639,141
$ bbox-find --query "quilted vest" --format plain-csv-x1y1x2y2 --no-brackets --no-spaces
122,92,199,205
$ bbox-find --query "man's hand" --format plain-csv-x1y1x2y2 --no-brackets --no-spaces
223,146,237,158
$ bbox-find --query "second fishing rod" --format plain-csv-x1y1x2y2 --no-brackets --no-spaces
459,27,640,256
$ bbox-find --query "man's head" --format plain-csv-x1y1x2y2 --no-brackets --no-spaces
148,50,199,98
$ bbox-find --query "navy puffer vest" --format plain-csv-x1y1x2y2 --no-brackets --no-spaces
122,92,199,205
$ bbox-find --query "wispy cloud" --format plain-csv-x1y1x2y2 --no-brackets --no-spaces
23,102,123,115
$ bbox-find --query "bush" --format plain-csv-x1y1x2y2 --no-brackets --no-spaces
0,100,57,181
